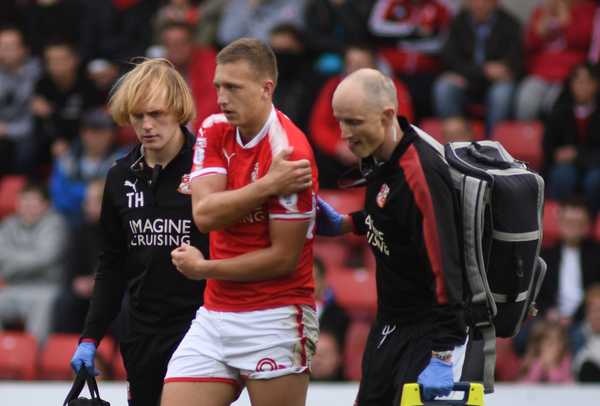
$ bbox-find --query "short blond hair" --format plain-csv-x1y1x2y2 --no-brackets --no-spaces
217,38,278,87
108,58,196,126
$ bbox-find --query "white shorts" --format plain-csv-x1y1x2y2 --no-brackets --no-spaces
164,305,319,392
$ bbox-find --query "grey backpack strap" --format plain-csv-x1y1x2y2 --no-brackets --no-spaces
451,168,496,394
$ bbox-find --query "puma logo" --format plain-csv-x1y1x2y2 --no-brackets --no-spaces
124,179,138,193
223,148,235,166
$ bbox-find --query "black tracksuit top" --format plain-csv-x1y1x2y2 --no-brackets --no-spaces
350,117,466,350
81,127,208,343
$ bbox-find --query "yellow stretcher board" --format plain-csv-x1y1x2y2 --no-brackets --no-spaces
400,383,484,406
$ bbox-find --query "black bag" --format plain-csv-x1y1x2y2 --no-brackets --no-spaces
413,129,547,394
63,369,111,406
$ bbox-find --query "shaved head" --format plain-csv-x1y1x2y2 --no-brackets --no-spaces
335,68,398,114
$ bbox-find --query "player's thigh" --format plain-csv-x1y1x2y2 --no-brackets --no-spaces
245,372,309,406
161,381,238,406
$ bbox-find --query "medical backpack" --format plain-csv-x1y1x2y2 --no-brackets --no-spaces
415,128,547,394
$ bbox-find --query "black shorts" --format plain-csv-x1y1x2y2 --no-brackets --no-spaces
119,329,188,406
356,320,483,406
356,320,433,406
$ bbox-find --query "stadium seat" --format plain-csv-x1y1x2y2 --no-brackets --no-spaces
38,333,79,380
489,121,545,172
416,117,444,144
38,333,117,380
116,125,139,148
318,188,366,250
319,188,365,214
314,238,352,270
494,337,522,382
542,199,562,248
0,174,27,221
0,331,38,380
325,265,377,314
342,316,374,381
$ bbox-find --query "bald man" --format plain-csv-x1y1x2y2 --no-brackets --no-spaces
318,68,469,405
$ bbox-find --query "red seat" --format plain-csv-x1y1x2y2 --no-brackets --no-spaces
542,199,562,248
318,188,365,214
116,125,139,148
326,265,377,314
39,333,117,380
342,316,374,381
0,174,27,221
495,337,522,382
318,188,366,250
417,117,444,144
314,238,352,269
489,121,545,172
0,331,38,380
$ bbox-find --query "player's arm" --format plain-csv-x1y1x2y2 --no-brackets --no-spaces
173,219,309,282
192,147,312,233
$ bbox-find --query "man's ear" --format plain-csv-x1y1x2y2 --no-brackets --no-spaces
381,106,395,126
262,80,275,100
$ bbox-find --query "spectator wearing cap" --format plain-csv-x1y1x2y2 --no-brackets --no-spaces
48,107,128,228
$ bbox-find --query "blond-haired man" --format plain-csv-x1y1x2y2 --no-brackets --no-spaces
70,58,308,406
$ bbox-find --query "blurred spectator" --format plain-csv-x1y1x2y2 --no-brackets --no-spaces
154,0,202,31
441,115,475,143
572,283,600,381
0,180,70,345
158,22,219,134
514,0,598,122
432,0,523,136
303,0,372,76
78,0,159,96
18,0,84,58
192,0,234,47
52,178,128,340
308,44,413,187
0,24,43,178
519,320,574,382
514,198,600,355
366,0,453,122
270,23,320,133
311,330,347,381
537,198,600,325
48,107,128,228
313,256,351,347
216,0,306,48
312,256,349,381
542,62,600,218
32,37,103,167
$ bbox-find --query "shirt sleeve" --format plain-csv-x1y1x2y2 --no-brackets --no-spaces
190,120,227,181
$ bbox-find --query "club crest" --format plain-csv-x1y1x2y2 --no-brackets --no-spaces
178,174,192,195
377,183,389,208
251,163,260,183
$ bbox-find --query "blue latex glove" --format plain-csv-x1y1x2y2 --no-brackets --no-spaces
417,358,454,401
70,342,99,376
316,196,343,236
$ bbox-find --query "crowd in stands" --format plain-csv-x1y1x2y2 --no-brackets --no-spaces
2,0,600,384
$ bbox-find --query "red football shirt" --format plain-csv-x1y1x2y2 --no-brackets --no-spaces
191,107,318,311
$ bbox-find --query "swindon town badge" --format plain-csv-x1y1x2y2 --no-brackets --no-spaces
376,183,389,208
178,174,192,195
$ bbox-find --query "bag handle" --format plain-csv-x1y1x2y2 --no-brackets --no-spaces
63,368,103,406
467,142,512,169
